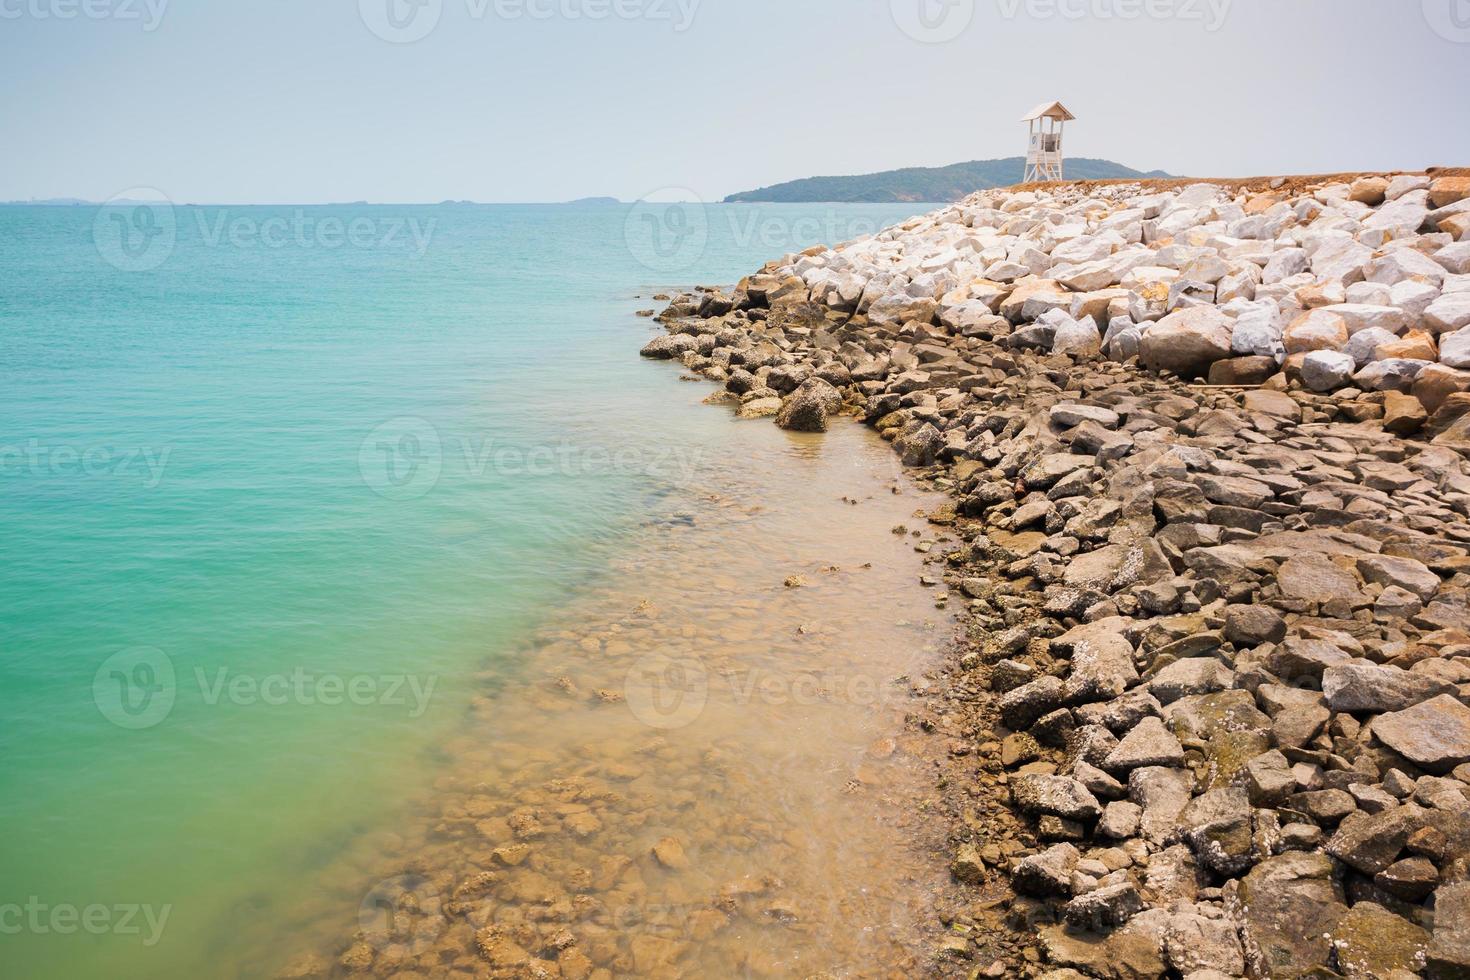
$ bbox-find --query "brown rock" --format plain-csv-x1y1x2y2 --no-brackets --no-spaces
1209,356,1277,386
1350,176,1389,206
1382,390,1429,435
1431,176,1470,209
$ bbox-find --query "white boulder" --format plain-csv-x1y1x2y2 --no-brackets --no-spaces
1301,350,1357,392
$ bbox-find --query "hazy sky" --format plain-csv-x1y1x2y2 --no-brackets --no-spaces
3,0,1467,203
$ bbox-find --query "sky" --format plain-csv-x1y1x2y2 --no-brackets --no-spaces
2,0,1468,204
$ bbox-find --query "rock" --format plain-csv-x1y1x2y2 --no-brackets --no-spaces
1356,357,1433,392
1148,657,1233,705
1131,766,1194,844
1051,403,1121,429
1349,176,1389,206
1431,176,1470,209
1209,356,1277,385
652,836,690,870
1284,308,1349,354
735,396,782,419
1311,234,1373,283
1105,717,1185,773
1414,364,1470,412
1442,324,1470,368
1367,247,1447,287
1140,307,1234,377
1356,554,1441,601
1063,882,1143,930
1178,787,1254,875
640,333,698,359
1324,661,1452,714
1382,390,1429,435
1231,302,1286,358
1063,541,1169,594
1327,806,1423,875
1240,388,1300,420
1267,637,1356,679
1224,604,1286,645
1372,695,1470,774
1065,633,1141,704
1098,801,1143,840
1330,902,1431,980
1343,326,1401,367
950,842,987,884
1426,881,1470,978
894,422,944,466
1013,843,1080,897
1012,774,1103,822
1163,910,1246,977
1245,750,1297,806
1302,349,1358,391
1277,553,1363,607
1054,315,1103,356
1228,852,1346,980
775,376,841,432
1375,856,1439,901
1001,676,1068,730
1038,917,1168,979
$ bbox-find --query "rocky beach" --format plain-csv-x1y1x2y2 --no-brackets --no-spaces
641,170,1470,978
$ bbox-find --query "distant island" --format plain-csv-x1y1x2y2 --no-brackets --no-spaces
723,157,1169,203
563,197,621,206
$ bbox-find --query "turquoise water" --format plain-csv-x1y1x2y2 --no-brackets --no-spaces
0,200,932,979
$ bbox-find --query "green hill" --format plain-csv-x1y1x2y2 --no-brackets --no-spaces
723,158,1169,204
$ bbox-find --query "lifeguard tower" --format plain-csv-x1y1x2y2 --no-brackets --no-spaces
1022,101,1074,183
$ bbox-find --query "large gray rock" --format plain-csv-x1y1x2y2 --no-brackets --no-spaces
1372,695,1470,774
1276,553,1363,606
1064,633,1140,704
1148,657,1234,705
1105,716,1185,773
1130,766,1194,844
1140,307,1234,377
1323,661,1453,714
1228,852,1346,980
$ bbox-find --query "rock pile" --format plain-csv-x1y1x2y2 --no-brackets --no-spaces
641,172,1470,978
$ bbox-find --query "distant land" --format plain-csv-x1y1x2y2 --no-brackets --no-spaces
723,158,1170,204
563,196,621,205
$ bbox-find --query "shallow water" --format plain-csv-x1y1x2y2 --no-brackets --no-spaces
0,200,945,979
256,420,956,979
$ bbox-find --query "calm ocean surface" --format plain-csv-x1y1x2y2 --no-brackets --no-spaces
0,200,932,979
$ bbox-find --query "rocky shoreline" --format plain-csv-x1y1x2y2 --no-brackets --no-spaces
641,172,1470,978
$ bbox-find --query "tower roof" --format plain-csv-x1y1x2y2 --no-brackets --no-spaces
1021,101,1076,122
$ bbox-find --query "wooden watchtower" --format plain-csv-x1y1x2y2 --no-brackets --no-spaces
1022,101,1074,183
